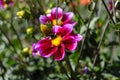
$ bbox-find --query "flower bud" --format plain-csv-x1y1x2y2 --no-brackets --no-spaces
26,27,33,34
21,47,30,57
40,24,51,36
16,10,25,18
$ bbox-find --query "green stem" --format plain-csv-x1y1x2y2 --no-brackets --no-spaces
11,5,23,50
69,0,85,25
75,0,98,72
0,27,18,54
57,61,71,80
92,19,110,68
101,0,115,24
65,56,78,80
11,23,23,49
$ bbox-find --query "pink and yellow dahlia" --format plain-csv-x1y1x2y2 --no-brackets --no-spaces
39,7,76,27
32,24,83,60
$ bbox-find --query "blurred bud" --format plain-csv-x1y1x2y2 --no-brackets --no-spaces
82,66,88,74
70,1,79,7
22,47,29,53
107,0,113,11
4,4,8,9
26,27,33,34
50,3,54,8
40,24,51,35
16,10,25,18
97,21,103,28
80,0,91,5
46,9,51,14
21,47,29,57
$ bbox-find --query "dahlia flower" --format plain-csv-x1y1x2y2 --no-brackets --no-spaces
39,7,76,27
32,24,83,60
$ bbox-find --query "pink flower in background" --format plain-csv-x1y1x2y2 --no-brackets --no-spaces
32,24,83,60
6,0,14,7
39,7,76,27
107,0,113,11
0,0,14,10
0,0,4,10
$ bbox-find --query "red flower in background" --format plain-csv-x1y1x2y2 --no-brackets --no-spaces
80,0,91,5
0,0,4,9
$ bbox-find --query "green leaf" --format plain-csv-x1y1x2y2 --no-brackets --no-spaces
89,17,99,30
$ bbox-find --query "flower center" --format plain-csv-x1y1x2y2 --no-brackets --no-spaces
52,19,63,26
51,35,62,46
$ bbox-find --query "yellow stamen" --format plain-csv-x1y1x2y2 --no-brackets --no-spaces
51,35,62,46
52,19,63,26
52,19,57,26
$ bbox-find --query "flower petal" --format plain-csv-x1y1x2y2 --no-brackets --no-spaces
39,15,48,24
63,36,77,51
40,46,58,58
72,34,83,42
54,44,65,61
52,25,61,34
32,43,39,56
69,21,77,27
62,12,74,24
39,14,52,24
37,37,58,58
51,7,63,19
60,24,73,36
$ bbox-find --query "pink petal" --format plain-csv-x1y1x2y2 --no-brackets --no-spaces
35,37,51,53
69,21,77,27
60,24,73,37
72,34,83,42
51,7,63,19
52,25,61,34
39,15,48,24
54,44,65,61
37,37,58,58
39,14,52,24
63,36,77,51
38,37,50,44
62,12,74,24
32,43,39,56
40,46,58,58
